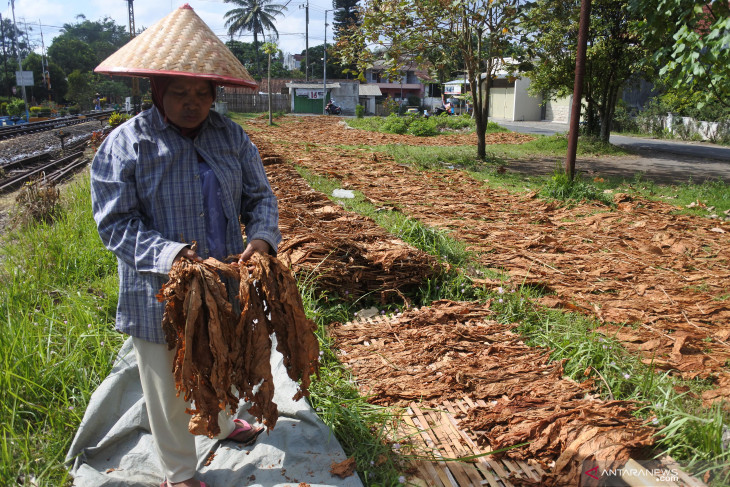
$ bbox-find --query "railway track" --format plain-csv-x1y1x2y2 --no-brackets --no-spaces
0,137,92,193
0,110,115,141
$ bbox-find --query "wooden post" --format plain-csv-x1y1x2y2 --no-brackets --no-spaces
565,0,591,180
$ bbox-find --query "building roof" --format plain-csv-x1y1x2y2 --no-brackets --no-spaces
286,82,342,89
359,84,382,96
226,78,294,94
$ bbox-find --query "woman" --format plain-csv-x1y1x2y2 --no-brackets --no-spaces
90,6,281,487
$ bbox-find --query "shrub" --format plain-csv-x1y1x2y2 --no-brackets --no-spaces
12,176,61,227
541,165,613,205
1,102,7,116
7,98,25,117
381,113,409,134
355,104,365,118
30,106,42,115
108,112,131,128
69,105,80,115
407,117,439,136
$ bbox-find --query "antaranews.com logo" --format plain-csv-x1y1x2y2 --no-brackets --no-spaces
582,460,680,486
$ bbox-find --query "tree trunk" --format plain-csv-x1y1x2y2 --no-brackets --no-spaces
253,33,260,78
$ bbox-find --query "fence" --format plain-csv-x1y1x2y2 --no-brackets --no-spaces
220,93,290,113
637,112,730,143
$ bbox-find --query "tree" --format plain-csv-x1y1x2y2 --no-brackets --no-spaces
226,39,292,78
21,52,68,103
263,42,277,125
631,0,730,108
48,16,128,76
332,0,361,40
66,70,95,110
223,0,288,78
48,38,97,75
339,0,520,160
0,15,30,97
520,0,647,142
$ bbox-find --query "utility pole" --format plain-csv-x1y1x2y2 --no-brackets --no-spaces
128,0,140,113
300,0,309,81
565,0,591,180
10,0,29,121
39,20,51,101
1,14,9,99
323,9,329,115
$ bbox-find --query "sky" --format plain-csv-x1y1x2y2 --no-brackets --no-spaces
1,0,340,58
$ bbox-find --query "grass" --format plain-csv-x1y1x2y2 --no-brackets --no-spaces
378,142,730,214
0,175,122,486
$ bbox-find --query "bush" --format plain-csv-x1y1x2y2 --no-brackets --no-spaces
355,104,365,118
407,117,439,136
108,112,131,128
381,113,409,134
69,105,80,115
7,98,25,117
1,102,7,116
541,165,613,205
30,106,42,115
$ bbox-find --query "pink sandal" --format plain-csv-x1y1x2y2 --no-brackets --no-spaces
226,418,264,446
160,482,208,487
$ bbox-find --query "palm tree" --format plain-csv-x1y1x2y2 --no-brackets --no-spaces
223,0,288,78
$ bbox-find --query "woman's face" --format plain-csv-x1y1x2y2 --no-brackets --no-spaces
162,77,214,129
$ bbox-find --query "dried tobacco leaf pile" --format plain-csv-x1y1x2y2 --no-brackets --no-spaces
330,301,656,485
157,253,319,438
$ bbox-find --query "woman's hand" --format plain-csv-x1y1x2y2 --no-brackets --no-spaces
174,247,203,263
238,239,271,266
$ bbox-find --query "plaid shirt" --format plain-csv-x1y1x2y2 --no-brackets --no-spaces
91,107,281,343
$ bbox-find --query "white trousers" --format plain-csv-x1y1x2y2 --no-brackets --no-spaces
132,337,237,483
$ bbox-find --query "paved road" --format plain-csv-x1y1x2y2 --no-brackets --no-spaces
492,119,730,184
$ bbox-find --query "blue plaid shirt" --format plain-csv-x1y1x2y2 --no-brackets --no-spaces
91,106,281,344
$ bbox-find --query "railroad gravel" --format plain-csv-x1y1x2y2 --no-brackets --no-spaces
0,120,106,165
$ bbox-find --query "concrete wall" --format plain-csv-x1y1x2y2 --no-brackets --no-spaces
544,95,572,123
329,81,359,116
513,77,543,122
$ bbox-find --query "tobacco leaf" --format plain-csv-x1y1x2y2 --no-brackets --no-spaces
158,254,319,437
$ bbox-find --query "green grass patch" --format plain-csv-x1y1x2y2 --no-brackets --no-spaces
346,113,506,136
485,133,632,160
0,175,123,486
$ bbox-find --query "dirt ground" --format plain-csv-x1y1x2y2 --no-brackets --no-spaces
245,115,728,484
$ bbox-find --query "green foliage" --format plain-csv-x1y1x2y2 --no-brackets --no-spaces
635,0,730,108
7,98,25,117
520,0,648,141
0,176,120,485
406,116,439,136
541,165,614,205
355,104,365,118
223,0,288,78
381,113,409,134
348,113,480,137
108,112,131,128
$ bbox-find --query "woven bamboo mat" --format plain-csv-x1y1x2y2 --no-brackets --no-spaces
397,398,707,487
398,398,543,487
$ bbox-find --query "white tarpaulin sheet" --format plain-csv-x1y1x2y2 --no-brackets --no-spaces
66,338,363,487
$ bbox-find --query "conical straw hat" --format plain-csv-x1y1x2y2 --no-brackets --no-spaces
95,4,257,88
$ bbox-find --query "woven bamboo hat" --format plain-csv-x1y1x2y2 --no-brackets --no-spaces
95,4,257,88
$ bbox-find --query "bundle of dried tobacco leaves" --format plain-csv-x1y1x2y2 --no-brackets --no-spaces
157,253,320,438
